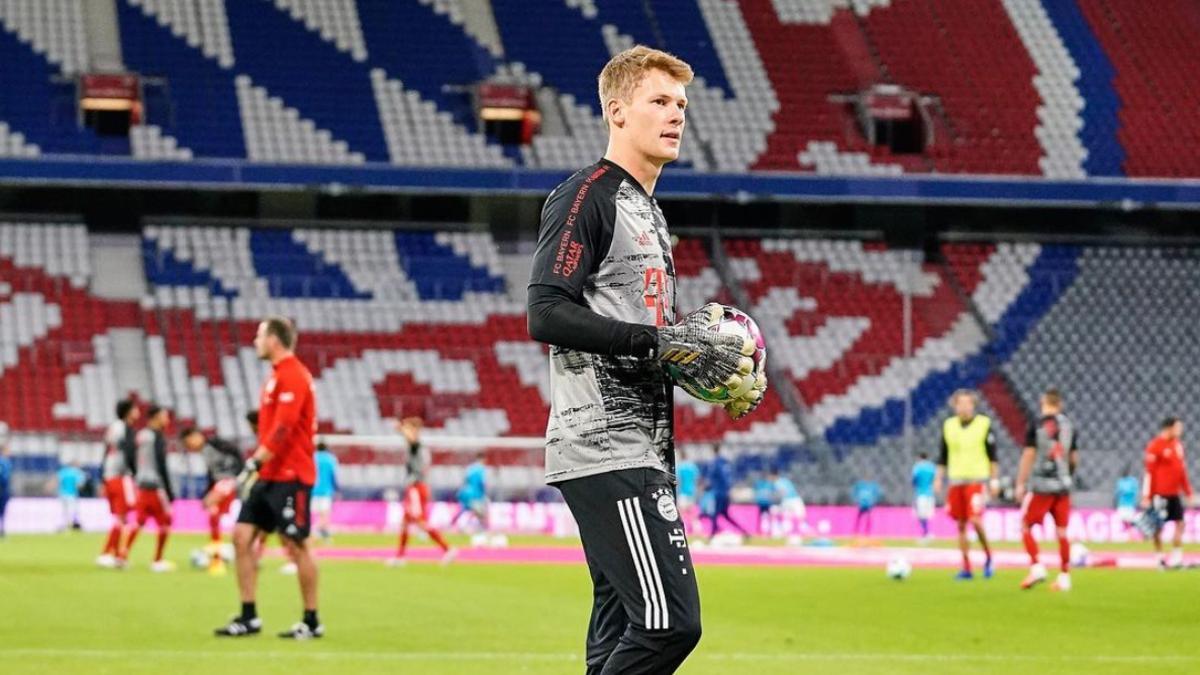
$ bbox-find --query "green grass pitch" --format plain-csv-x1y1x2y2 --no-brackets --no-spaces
1,533,1198,674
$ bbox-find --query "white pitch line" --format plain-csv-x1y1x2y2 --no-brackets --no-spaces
0,648,578,662
1,648,1195,664
704,653,1198,664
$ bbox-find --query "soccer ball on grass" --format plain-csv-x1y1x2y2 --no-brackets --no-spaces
886,556,912,580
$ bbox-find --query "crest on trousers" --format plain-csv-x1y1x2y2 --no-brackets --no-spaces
654,490,679,522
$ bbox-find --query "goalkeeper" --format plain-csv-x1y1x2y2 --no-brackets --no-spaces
214,316,322,640
527,46,766,675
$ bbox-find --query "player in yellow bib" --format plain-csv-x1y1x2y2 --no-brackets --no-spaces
934,390,999,580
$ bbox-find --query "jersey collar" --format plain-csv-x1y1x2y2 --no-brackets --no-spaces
598,158,652,199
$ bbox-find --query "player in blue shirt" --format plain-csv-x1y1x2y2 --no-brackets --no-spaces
753,474,776,534
1114,472,1140,527
0,433,12,538
56,461,86,532
703,446,750,541
852,479,881,536
912,453,937,542
452,453,490,537
676,456,701,533
770,470,808,542
311,443,339,543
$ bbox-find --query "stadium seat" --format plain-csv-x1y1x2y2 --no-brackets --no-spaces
0,1,1193,178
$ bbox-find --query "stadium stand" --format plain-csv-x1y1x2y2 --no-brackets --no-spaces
4,219,1200,500
0,224,140,493
1076,0,1200,177
1003,244,1200,492
1,1,1195,178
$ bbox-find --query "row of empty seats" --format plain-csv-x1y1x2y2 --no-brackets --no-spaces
0,224,141,439
2,1,1196,177
4,222,1199,501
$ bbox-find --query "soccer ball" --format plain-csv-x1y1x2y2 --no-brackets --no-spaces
189,544,235,569
189,548,210,570
1070,542,1090,567
886,556,912,580
667,305,767,404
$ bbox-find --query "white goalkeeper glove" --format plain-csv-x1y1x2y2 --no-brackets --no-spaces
658,303,755,392
724,371,768,420
237,458,260,501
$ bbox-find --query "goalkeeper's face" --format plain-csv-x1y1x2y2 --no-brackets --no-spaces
612,69,687,165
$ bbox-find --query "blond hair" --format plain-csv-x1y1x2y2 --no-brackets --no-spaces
1042,388,1063,408
949,389,977,406
598,45,694,125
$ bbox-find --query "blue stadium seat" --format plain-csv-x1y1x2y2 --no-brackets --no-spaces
117,0,245,158
394,231,505,300
249,229,370,299
223,0,388,161
0,26,118,155
355,0,496,130
491,0,611,113
142,239,238,298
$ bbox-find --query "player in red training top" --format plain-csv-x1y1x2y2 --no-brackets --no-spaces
121,404,175,572
1142,417,1194,569
214,316,321,639
387,416,456,566
96,397,139,569
1016,389,1078,592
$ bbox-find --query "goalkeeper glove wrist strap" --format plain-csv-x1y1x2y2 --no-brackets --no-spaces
629,327,658,359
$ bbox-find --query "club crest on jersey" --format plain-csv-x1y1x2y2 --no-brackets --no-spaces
650,487,679,522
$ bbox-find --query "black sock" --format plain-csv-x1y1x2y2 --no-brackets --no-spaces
303,609,319,629
241,602,257,621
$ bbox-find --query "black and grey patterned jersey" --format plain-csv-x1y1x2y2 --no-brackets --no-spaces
1025,413,1079,495
102,420,135,480
405,442,427,485
529,159,677,483
135,428,174,500
202,438,243,482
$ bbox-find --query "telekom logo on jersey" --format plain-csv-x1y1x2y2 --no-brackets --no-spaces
643,267,668,327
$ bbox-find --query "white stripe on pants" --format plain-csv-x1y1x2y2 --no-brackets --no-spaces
617,497,669,630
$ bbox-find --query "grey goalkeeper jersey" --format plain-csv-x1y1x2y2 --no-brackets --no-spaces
405,442,427,486
102,420,134,480
202,440,242,481
530,159,677,483
135,428,174,500
1026,413,1079,495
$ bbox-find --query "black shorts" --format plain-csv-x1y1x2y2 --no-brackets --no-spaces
557,468,702,673
237,480,312,541
1155,495,1185,522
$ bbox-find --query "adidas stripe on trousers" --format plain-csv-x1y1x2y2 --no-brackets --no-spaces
557,468,702,674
